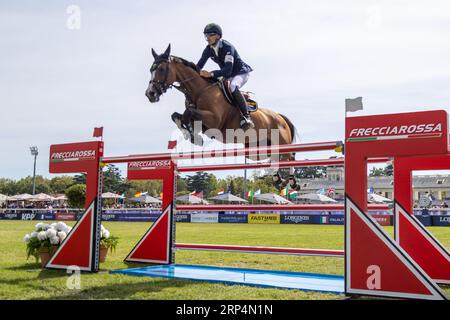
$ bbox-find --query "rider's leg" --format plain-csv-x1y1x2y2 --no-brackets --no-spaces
230,73,254,130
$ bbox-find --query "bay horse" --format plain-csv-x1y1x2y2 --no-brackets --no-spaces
145,44,297,160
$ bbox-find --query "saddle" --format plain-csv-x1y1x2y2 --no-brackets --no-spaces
218,79,258,113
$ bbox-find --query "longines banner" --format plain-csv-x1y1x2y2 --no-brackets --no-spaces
248,213,280,224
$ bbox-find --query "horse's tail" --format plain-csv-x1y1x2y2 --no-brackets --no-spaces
279,113,298,144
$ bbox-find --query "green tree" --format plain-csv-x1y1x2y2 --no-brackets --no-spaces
14,176,51,194
369,167,385,177
295,166,327,179
49,176,74,194
103,165,129,194
65,184,86,208
185,172,211,194
0,178,17,195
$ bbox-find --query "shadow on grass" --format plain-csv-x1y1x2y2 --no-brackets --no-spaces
32,277,191,300
5,263,41,271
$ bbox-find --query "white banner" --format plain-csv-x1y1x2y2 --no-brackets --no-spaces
191,213,219,223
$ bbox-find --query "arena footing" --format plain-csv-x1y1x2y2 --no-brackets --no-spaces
111,264,345,294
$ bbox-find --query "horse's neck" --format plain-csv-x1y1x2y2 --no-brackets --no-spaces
175,64,211,101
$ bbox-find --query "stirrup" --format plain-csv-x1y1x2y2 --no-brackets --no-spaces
240,117,255,130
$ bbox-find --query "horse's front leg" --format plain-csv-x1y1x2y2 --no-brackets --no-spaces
171,112,191,140
184,108,204,146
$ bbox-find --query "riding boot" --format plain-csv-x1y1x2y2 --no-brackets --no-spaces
232,88,255,130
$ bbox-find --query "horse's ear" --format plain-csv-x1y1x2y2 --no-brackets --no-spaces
162,44,171,58
151,48,158,59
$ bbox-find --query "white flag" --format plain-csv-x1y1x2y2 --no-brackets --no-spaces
345,97,363,112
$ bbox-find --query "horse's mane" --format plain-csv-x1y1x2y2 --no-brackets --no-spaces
171,56,199,73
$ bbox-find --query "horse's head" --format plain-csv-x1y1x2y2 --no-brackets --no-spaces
145,44,177,103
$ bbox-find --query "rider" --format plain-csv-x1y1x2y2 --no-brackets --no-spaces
196,23,255,130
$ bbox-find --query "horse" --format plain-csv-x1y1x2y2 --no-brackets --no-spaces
145,44,297,161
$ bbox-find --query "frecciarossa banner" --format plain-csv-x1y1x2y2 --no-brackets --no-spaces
346,110,448,157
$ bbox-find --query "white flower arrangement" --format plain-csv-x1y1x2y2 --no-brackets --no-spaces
25,222,118,262
25,222,74,262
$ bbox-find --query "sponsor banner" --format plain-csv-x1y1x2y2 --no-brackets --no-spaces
19,212,44,220
281,214,323,224
56,212,77,221
431,215,450,226
415,215,432,226
371,214,392,226
191,213,219,223
218,213,248,224
175,213,191,223
101,212,160,222
248,213,280,224
326,215,345,225
1,212,19,220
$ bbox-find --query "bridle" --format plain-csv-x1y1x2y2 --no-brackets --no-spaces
149,56,216,105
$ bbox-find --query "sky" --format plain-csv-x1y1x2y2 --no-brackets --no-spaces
1,0,450,180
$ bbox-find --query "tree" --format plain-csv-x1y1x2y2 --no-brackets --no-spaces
14,176,51,194
0,178,17,195
295,166,327,179
103,165,129,194
50,176,74,194
65,184,86,208
185,172,211,194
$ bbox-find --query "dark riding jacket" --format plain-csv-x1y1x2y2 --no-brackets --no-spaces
196,39,253,80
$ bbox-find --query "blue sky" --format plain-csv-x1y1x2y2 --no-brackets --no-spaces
1,1,450,179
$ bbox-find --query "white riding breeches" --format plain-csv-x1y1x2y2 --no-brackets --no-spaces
229,73,250,92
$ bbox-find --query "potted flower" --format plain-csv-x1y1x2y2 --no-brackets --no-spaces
99,225,119,262
24,222,71,267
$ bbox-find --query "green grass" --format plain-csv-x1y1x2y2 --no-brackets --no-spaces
0,221,449,300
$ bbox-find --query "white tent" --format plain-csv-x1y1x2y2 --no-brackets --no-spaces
368,193,393,203
53,195,67,201
101,192,125,199
176,194,209,204
129,194,162,204
0,194,8,203
296,193,337,203
29,193,53,201
209,192,248,203
8,193,33,201
254,193,293,204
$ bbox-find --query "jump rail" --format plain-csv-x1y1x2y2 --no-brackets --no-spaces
102,141,343,163
175,243,344,258
176,204,390,211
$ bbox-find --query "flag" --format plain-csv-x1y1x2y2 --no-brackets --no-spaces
134,191,148,197
93,127,103,138
217,189,224,195
326,187,335,196
246,190,254,198
280,187,288,197
168,140,177,149
254,189,261,196
345,97,363,112
193,191,203,198
288,190,299,198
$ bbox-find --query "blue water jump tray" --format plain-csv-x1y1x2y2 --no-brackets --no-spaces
111,264,344,294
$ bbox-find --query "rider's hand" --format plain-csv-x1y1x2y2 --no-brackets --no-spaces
200,70,212,78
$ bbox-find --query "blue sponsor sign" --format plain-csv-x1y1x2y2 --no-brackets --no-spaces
218,213,248,224
175,213,191,223
101,212,160,222
281,214,323,224
431,215,450,226
327,215,345,225
415,215,432,226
